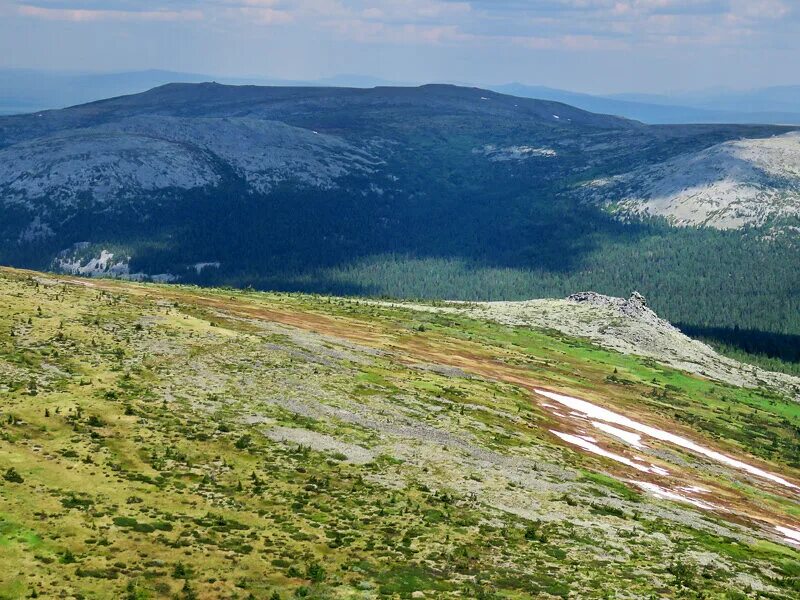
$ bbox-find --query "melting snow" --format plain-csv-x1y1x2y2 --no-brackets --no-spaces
632,481,717,510
592,421,644,448
551,431,662,474
776,526,800,545
537,389,799,491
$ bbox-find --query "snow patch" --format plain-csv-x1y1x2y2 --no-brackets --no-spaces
592,421,644,448
550,430,663,474
476,144,557,162
537,389,799,490
632,481,717,510
776,526,800,545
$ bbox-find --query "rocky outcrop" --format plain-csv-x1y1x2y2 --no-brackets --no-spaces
581,132,800,231
372,293,800,401
0,117,381,211
569,290,654,319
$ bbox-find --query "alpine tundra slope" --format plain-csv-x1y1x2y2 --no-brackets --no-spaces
0,266,799,598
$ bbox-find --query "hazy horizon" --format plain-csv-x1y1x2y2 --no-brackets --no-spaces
5,65,800,98
1,1,799,95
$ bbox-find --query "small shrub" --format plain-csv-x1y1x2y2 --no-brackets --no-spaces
173,562,188,578
306,562,326,583
3,467,23,483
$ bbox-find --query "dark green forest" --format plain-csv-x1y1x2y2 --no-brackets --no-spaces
4,170,799,373
9,180,797,371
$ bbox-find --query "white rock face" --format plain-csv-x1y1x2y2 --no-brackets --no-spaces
0,131,219,208
476,144,557,162
0,116,382,210
54,244,178,282
583,132,800,229
97,116,382,194
56,248,132,278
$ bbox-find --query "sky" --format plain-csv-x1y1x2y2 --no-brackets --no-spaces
0,0,799,94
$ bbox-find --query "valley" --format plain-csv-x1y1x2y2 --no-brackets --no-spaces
0,83,798,369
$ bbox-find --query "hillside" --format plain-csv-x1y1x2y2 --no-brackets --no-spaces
581,132,800,229
375,292,800,400
0,83,799,353
1,267,799,599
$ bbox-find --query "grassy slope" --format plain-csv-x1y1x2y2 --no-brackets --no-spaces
1,267,799,599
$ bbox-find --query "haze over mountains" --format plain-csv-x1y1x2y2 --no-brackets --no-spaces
3,68,800,125
0,69,411,115
494,83,800,126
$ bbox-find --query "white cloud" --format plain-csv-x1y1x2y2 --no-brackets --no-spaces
17,3,203,21
7,0,799,49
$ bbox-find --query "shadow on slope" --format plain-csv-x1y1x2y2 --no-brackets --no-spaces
679,325,800,367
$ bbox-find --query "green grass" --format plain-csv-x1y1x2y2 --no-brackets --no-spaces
0,268,798,599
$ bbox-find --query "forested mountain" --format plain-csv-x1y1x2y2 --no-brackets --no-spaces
0,83,799,356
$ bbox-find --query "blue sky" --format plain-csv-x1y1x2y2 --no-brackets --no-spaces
1,0,798,93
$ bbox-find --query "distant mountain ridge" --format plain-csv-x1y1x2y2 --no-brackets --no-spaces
3,68,800,125
492,83,800,125
610,85,800,113
0,68,412,115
